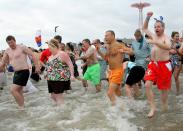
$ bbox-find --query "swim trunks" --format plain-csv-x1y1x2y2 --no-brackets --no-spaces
144,61,172,90
109,67,123,85
83,63,100,85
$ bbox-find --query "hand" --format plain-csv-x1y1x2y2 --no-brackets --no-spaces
75,55,80,61
70,76,75,81
147,12,153,17
35,66,41,74
75,52,80,58
169,49,177,54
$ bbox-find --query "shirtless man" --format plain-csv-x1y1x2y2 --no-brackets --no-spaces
0,35,40,109
143,12,172,117
97,30,133,105
77,39,101,92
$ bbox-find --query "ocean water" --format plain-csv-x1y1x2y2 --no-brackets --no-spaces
0,61,183,131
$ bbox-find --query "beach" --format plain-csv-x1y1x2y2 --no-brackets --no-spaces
0,62,183,131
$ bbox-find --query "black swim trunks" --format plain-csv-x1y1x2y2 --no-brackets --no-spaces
13,69,30,86
126,66,145,86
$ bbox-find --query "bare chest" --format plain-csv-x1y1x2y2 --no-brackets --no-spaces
8,48,24,61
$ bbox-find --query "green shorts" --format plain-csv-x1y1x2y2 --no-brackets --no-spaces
83,63,100,85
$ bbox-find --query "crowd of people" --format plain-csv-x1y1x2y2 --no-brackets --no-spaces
1,11,183,118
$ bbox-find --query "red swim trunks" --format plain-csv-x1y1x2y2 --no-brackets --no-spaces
144,61,172,90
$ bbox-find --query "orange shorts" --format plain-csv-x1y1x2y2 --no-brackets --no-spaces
144,61,172,90
109,67,124,85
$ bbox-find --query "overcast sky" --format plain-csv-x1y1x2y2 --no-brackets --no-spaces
0,0,183,50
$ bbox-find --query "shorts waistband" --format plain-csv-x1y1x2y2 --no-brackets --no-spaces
110,67,123,71
150,60,170,64
88,63,99,67
15,69,29,73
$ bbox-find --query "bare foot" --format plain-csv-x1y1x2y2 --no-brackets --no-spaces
147,109,155,118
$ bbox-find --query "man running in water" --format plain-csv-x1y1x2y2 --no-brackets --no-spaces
97,30,133,105
0,35,40,109
143,12,172,118
77,39,101,92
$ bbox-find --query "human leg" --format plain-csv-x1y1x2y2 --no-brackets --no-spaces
145,80,156,118
173,66,181,95
161,90,168,112
54,93,64,106
107,83,118,106
10,84,24,108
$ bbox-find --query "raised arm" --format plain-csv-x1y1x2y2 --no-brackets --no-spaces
143,12,154,38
